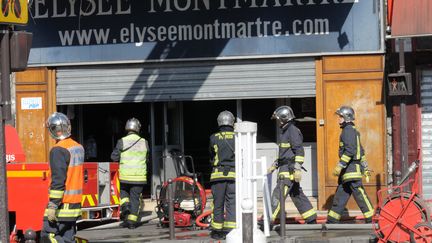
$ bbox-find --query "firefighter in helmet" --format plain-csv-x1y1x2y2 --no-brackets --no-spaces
326,106,374,224
111,117,149,229
209,111,236,240
269,106,317,226
41,112,84,243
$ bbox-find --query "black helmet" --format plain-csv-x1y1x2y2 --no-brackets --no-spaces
217,111,235,127
336,106,355,123
271,106,295,125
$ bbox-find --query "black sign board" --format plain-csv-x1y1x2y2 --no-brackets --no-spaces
10,31,32,72
19,0,383,65
387,73,412,96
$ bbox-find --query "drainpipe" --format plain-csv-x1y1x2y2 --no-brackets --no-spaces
398,39,409,183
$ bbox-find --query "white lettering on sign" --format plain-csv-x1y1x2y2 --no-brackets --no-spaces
33,0,131,19
147,0,359,13
21,97,43,110
32,0,359,18
6,154,15,163
58,17,331,46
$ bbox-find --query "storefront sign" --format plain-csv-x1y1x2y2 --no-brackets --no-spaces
22,0,383,65
21,97,42,110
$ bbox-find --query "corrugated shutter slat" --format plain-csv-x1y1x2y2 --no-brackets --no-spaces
422,70,432,200
56,58,315,104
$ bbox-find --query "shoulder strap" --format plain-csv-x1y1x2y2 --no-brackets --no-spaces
120,137,143,153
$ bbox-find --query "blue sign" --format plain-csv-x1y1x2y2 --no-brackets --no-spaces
23,0,383,65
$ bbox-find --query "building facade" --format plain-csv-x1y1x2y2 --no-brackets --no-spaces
386,0,432,204
16,0,386,210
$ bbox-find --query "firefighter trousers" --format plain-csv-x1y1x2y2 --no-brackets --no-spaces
120,183,144,224
271,178,317,223
40,220,76,243
211,180,236,231
327,180,374,223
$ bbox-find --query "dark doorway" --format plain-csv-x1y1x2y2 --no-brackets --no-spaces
183,100,236,189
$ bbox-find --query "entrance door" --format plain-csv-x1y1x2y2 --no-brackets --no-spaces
316,55,386,210
151,102,183,198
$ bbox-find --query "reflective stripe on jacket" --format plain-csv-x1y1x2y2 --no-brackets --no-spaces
338,124,365,182
209,126,235,182
278,122,305,167
119,134,148,183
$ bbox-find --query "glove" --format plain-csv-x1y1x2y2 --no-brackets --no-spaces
363,168,371,183
361,160,371,183
293,162,302,182
46,207,57,222
294,170,302,182
267,165,277,174
267,160,279,174
332,165,343,177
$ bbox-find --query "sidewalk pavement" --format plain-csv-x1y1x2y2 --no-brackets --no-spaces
76,198,377,242
77,220,377,243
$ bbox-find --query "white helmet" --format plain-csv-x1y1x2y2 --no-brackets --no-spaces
46,112,71,140
125,117,141,133
217,111,235,127
271,106,295,125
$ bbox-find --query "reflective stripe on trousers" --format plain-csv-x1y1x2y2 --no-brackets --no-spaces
327,180,374,222
211,181,236,231
270,176,316,222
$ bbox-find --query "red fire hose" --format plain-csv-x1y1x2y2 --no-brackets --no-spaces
196,210,212,228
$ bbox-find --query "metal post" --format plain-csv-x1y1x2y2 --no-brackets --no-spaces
1,30,10,123
242,199,253,243
0,26,10,243
167,179,175,240
398,39,408,182
279,175,286,238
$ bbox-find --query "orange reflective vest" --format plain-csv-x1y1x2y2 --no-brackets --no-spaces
45,138,84,221
56,138,84,204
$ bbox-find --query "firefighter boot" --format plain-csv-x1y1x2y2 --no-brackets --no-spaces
210,230,225,240
120,205,130,222
258,219,276,232
127,222,137,230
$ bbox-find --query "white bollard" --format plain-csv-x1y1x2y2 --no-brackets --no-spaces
226,122,266,243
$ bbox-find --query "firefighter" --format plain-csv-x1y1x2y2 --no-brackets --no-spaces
269,106,317,226
41,112,84,243
111,117,149,229
209,111,236,240
326,106,374,224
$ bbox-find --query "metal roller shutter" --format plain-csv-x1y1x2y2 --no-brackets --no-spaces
421,69,432,200
56,58,315,105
